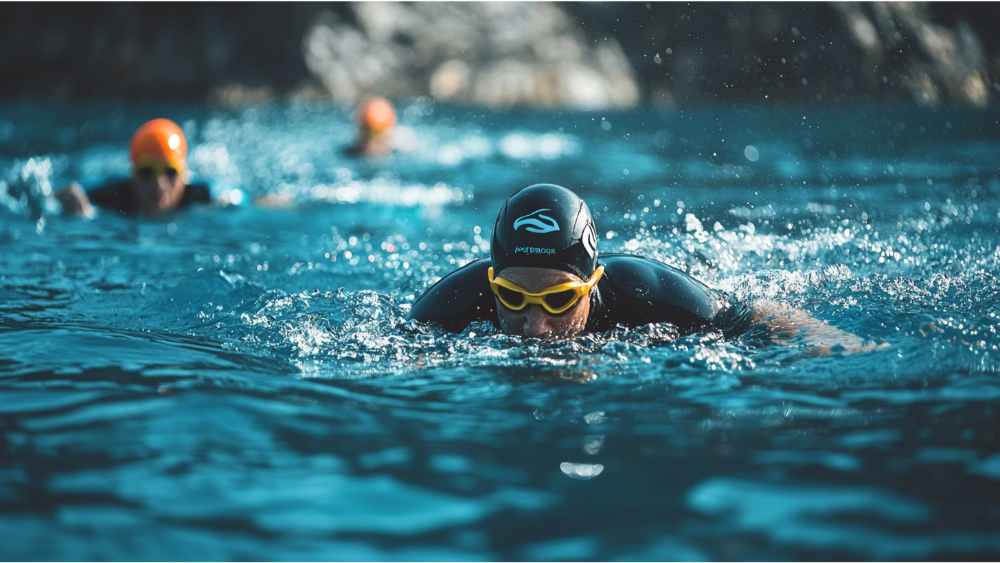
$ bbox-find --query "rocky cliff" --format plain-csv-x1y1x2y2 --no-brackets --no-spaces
303,3,638,109
0,2,996,108
578,2,996,106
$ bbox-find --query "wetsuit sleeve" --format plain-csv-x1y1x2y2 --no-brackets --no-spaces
85,179,137,214
407,259,497,333
178,183,212,208
595,254,752,337
710,301,758,340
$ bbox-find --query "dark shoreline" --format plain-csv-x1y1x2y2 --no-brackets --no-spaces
2,2,998,108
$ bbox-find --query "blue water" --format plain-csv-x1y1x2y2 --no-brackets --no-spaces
2,100,1000,561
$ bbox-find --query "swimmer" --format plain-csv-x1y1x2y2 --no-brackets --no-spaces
55,118,219,217
408,184,886,356
346,97,396,157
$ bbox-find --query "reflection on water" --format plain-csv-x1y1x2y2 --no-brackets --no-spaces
687,472,1000,558
1,101,1000,560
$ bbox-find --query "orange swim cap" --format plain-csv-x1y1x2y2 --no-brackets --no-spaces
356,97,397,134
129,118,187,170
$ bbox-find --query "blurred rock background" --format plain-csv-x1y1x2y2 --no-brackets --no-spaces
1,2,996,108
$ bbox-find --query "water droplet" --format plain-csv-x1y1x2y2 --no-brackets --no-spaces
560,462,604,480
583,435,605,455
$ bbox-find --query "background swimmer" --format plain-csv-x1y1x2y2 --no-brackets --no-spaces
54,118,240,217
346,96,397,158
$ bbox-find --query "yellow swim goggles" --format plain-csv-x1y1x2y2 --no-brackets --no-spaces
132,155,185,181
488,266,605,315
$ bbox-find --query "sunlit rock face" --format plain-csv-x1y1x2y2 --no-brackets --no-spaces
302,2,640,109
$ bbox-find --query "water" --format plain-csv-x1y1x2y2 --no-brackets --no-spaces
2,100,1000,560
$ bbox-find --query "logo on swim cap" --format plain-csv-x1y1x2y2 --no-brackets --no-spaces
513,209,560,234
582,223,597,257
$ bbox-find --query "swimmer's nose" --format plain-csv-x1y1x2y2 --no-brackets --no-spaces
522,306,554,338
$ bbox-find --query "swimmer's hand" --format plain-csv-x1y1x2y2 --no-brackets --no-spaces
54,182,95,218
752,299,889,356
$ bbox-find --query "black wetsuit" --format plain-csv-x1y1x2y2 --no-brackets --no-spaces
407,253,755,337
87,179,211,215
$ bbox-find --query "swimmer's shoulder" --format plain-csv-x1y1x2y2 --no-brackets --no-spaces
600,254,715,300
85,178,138,214
407,259,495,332
597,253,729,331
83,178,216,214
179,182,212,208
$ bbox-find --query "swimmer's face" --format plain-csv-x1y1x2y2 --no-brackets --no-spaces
131,164,186,215
494,267,592,340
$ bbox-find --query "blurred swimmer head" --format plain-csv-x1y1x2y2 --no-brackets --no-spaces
130,118,187,173
129,118,189,214
356,97,397,138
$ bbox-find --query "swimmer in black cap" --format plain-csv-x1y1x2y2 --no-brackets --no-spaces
408,184,885,355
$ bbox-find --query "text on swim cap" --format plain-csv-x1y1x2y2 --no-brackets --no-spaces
515,246,556,256
513,209,560,233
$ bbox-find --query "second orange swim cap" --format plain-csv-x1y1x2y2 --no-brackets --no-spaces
130,118,187,168
356,97,397,133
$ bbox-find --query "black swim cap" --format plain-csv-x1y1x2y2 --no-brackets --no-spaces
490,184,599,279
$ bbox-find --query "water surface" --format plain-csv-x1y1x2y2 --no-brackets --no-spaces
2,101,999,560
